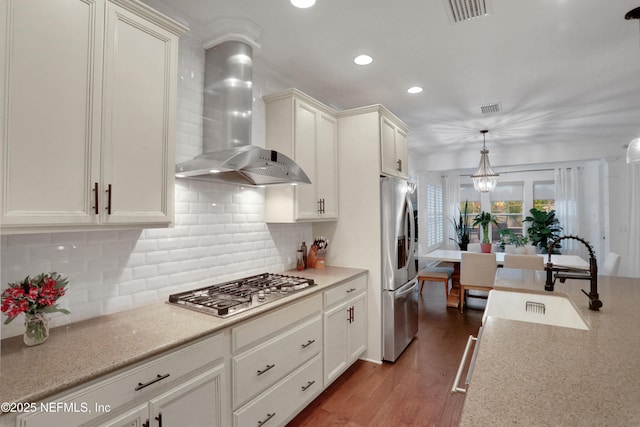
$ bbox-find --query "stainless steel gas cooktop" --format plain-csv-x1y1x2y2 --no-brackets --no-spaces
167,273,315,318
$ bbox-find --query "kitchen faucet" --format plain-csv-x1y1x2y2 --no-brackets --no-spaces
544,235,603,311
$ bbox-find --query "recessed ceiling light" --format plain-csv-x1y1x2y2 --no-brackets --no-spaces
354,54,373,65
407,86,423,94
291,0,316,8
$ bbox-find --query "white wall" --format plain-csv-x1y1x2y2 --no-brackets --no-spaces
0,31,312,339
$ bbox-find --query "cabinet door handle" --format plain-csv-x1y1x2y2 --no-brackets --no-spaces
301,380,315,391
317,199,322,214
301,339,315,349
135,373,170,391
396,159,402,172
258,412,276,426
257,364,276,376
105,184,112,215
451,334,478,394
93,182,99,214
155,412,162,427
321,198,325,214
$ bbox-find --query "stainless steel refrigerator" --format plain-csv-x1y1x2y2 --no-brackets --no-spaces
381,176,419,362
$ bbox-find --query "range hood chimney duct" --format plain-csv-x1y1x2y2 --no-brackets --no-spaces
175,40,311,186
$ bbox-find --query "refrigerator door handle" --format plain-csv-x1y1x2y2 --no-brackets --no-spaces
396,279,418,298
404,193,416,278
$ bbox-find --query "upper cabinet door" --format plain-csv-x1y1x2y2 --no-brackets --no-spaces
0,0,104,227
380,114,409,179
315,111,338,218
101,2,177,225
294,99,320,220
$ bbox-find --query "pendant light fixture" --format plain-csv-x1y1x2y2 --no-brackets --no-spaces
471,129,499,192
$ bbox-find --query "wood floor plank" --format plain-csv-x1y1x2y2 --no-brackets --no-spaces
288,281,483,426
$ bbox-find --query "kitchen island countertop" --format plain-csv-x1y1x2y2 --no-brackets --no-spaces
461,269,640,426
0,266,366,407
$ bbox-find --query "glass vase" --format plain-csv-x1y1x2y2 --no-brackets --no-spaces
24,313,49,346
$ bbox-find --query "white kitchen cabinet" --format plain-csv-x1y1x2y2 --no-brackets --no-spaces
16,333,229,427
231,294,323,426
380,111,409,179
0,0,186,234
263,89,339,222
323,275,368,386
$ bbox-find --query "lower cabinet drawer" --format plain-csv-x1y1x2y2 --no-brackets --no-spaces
233,354,322,427
232,315,321,409
324,275,367,308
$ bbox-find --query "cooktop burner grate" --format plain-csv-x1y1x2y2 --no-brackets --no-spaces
167,272,315,317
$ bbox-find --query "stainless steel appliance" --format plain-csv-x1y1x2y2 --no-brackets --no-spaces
168,273,315,318
381,176,418,362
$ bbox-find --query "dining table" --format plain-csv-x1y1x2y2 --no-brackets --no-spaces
422,249,590,308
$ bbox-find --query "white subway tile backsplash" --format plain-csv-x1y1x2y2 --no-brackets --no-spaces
103,295,133,315
0,31,309,339
118,279,147,296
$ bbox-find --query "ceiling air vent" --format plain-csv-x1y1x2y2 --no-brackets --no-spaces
480,102,501,115
446,0,489,23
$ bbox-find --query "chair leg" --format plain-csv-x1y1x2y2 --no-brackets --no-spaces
419,280,424,294
444,279,449,299
460,286,465,313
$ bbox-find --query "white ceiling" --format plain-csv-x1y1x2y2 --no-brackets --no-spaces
147,0,640,164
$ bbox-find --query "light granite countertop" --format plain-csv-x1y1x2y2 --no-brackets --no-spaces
461,268,640,426
0,266,367,407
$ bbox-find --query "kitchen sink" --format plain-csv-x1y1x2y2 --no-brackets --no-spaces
483,290,590,330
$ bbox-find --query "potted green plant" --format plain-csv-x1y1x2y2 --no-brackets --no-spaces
523,208,563,254
449,200,471,251
498,229,516,252
472,211,498,253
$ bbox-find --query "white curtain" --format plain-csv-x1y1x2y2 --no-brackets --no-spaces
443,174,460,249
554,167,583,256
626,163,640,277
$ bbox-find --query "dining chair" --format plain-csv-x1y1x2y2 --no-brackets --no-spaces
503,254,545,270
417,265,454,301
460,252,497,313
602,252,621,276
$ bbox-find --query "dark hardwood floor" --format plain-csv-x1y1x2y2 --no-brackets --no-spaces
288,281,483,427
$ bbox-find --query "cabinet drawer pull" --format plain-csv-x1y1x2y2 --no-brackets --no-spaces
105,184,112,215
301,380,315,391
135,373,170,391
396,159,402,172
155,412,162,427
258,412,276,426
257,364,275,376
346,288,356,293
301,339,315,349
93,182,99,214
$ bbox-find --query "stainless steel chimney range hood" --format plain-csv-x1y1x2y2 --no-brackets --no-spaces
175,40,311,186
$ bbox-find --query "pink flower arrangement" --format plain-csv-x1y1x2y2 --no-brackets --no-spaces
1,273,70,324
